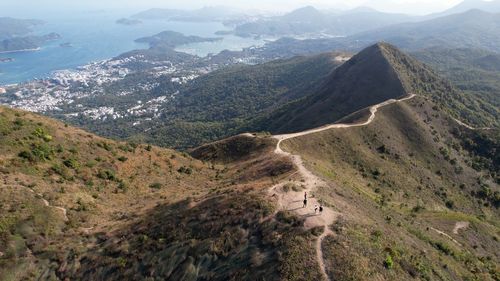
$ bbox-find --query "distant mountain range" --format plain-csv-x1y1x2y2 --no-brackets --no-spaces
244,9,500,56
232,6,416,38
352,9,500,52
132,6,247,22
427,0,500,18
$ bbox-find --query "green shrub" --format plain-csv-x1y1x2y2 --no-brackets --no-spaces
384,255,394,269
433,241,453,256
117,156,128,162
445,200,454,209
18,150,33,161
149,182,162,189
50,164,74,181
63,158,79,169
97,169,117,181
178,166,193,175
117,257,127,268
32,143,54,160
19,143,54,162
32,127,52,142
118,181,128,191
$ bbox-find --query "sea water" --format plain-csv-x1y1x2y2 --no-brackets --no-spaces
0,10,266,85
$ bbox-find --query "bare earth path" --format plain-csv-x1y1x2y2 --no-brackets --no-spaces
269,94,416,281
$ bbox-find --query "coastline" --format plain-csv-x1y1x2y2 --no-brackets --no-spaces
0,47,41,54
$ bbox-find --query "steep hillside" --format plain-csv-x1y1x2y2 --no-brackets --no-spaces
281,96,499,280
0,106,321,280
254,43,493,133
254,43,407,133
413,47,500,127
0,106,214,279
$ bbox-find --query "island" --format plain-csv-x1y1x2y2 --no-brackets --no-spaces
60,42,73,48
135,30,222,49
0,32,61,53
0,57,14,63
116,18,142,25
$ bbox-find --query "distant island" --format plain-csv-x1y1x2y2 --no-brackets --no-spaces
0,32,61,53
214,30,233,36
116,18,142,25
0,57,14,63
135,30,222,49
59,42,73,48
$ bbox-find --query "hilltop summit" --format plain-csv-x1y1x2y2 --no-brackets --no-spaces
258,43,428,132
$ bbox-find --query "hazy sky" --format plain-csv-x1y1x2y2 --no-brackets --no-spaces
0,0,468,16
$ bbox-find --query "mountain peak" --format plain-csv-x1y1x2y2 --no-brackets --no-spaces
259,43,421,133
283,6,323,19
436,0,500,16
256,42,478,135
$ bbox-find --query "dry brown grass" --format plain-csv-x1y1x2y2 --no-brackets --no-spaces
280,97,499,280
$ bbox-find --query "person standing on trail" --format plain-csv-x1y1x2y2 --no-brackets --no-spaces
314,204,318,214
303,198,307,208
304,192,307,200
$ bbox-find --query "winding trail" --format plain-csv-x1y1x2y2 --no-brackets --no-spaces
452,118,492,130
37,193,68,221
268,94,416,281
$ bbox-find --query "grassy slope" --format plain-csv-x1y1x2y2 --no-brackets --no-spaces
382,44,499,129
0,106,322,280
0,105,217,279
282,96,499,280
413,47,500,127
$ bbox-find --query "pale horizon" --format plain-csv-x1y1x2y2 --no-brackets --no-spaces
1,0,489,18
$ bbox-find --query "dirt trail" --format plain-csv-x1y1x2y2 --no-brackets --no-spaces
37,193,68,221
452,118,492,130
430,227,462,247
269,94,416,281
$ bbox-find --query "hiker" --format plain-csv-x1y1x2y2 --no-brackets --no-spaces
314,204,318,214
319,205,323,214
303,199,307,208
304,191,307,200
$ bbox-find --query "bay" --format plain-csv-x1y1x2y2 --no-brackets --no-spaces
0,10,265,85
